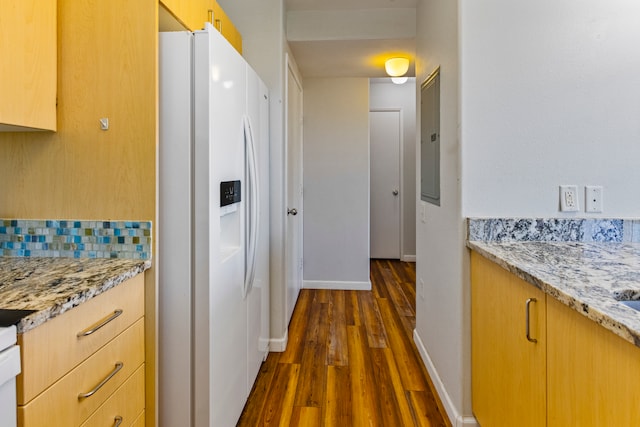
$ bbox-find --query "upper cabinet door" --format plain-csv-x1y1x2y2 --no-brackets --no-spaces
160,0,209,31
209,1,242,54
159,0,242,54
0,0,57,131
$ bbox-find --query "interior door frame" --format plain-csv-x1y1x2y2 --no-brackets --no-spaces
369,107,404,260
284,52,304,326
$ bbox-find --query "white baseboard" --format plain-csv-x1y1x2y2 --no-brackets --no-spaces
302,280,371,291
456,416,479,427
413,329,478,427
402,254,416,262
269,329,288,352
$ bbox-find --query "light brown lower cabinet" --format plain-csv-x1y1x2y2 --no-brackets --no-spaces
17,275,145,427
131,411,145,427
80,364,145,427
472,252,640,426
471,252,546,427
547,296,640,426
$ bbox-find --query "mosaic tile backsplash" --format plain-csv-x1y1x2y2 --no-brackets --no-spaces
467,218,640,243
0,219,152,259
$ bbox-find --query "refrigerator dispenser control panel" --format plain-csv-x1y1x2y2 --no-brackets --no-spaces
220,180,241,207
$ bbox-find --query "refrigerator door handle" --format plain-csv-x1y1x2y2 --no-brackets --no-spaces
243,115,259,298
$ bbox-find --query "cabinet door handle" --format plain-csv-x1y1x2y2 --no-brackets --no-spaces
78,362,123,400
77,309,123,338
113,416,123,427
525,298,538,343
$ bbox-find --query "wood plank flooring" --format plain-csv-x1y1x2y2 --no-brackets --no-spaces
238,259,451,426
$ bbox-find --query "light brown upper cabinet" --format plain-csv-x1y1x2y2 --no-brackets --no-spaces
209,1,242,52
0,0,57,131
159,0,242,54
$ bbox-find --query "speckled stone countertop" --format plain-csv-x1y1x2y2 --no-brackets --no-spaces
0,257,151,333
467,217,640,347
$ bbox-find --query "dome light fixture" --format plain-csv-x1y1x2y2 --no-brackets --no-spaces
391,76,408,85
384,57,410,77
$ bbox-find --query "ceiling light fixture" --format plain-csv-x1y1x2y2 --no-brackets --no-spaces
384,57,409,77
391,77,408,85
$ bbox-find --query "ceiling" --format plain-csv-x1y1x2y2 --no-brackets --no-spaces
285,0,417,78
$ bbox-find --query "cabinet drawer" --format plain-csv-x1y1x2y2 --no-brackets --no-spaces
18,319,144,427
131,410,145,427
18,274,144,404
80,364,145,427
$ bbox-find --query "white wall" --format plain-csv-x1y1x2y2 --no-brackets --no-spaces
303,78,371,287
414,0,472,425
416,1,640,425
370,79,417,260
461,0,640,217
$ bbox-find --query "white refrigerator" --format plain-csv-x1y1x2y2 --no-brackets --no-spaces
158,23,270,427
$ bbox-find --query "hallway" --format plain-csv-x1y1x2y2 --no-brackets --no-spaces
238,259,450,426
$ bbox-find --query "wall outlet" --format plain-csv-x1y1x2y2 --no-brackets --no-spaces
559,185,579,212
585,185,603,213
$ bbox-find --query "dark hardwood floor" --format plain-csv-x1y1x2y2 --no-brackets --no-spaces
238,259,451,426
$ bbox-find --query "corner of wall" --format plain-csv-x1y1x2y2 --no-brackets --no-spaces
413,329,478,427
269,328,288,352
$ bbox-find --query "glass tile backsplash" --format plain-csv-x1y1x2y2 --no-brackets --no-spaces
0,219,152,259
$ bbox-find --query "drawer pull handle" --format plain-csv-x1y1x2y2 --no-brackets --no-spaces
525,298,538,343
78,362,124,400
114,416,123,427
77,309,123,338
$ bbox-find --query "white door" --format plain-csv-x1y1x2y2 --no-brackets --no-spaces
285,59,303,323
370,110,401,259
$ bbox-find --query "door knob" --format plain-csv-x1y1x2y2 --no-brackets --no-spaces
392,189,399,196
287,208,298,216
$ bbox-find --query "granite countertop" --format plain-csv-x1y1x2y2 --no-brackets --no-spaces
468,240,640,347
0,257,151,333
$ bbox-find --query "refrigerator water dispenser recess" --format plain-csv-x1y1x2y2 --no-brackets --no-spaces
220,180,241,206
220,180,241,216
219,180,242,261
